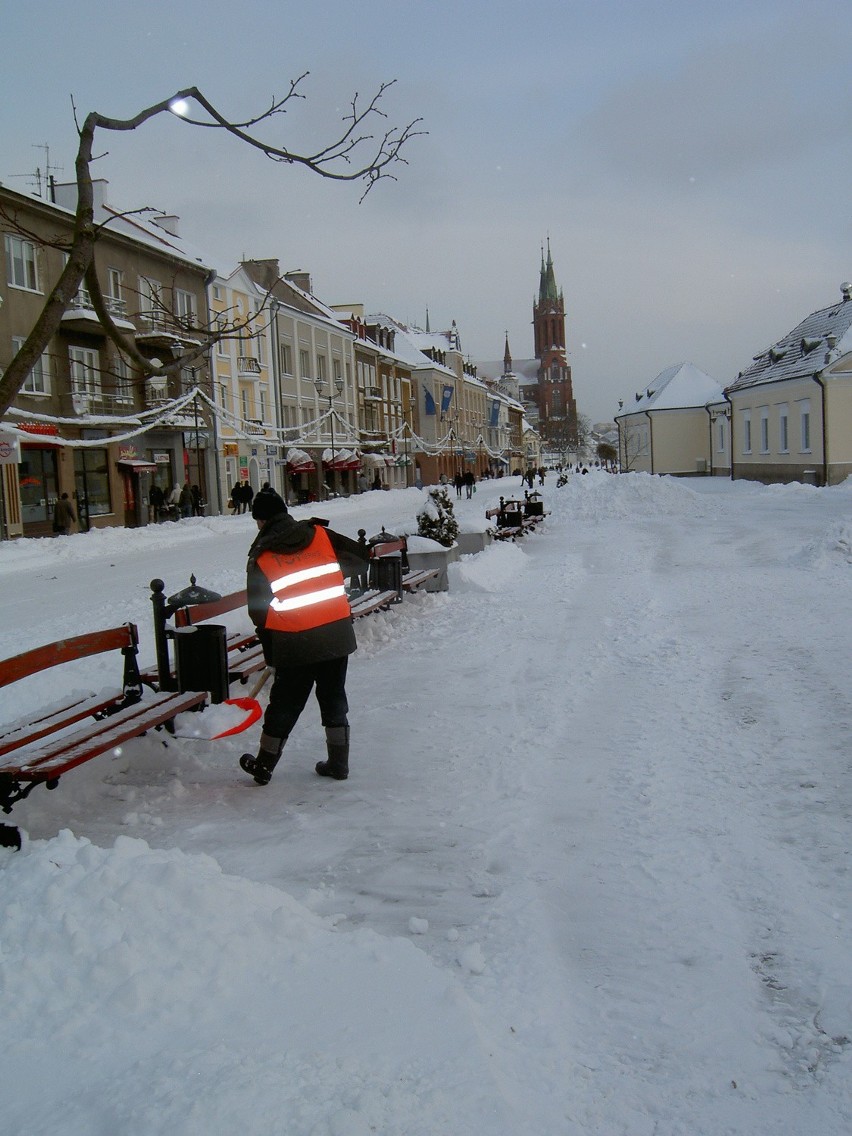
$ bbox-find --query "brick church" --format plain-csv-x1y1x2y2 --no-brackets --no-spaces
482,241,578,449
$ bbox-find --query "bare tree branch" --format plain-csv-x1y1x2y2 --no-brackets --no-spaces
0,79,423,417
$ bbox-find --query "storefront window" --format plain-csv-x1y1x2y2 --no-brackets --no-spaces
18,448,58,525
74,448,111,530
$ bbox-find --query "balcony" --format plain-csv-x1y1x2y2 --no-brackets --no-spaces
238,356,262,379
364,386,383,401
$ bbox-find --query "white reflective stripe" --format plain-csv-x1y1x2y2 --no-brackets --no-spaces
270,561,340,593
270,584,347,613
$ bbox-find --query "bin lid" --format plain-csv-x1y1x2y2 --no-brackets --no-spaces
167,574,223,606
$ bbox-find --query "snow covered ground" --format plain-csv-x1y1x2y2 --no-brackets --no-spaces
1,472,850,1135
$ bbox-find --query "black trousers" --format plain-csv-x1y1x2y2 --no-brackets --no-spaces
263,656,349,740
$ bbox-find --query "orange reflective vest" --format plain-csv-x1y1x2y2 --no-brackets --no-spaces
256,526,351,634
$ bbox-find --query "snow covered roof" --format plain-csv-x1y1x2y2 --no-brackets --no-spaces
366,314,456,376
49,179,214,274
726,284,852,393
621,362,723,413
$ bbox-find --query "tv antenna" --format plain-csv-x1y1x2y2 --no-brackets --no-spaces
6,144,63,199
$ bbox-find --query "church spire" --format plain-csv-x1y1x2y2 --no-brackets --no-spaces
503,331,513,375
540,236,559,304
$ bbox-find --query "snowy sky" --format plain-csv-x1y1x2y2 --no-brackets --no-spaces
3,0,852,422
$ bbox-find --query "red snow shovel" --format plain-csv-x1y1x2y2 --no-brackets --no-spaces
210,667,271,739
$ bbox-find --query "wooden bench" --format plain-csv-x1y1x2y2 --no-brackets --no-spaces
485,497,546,540
0,622,207,847
366,532,441,596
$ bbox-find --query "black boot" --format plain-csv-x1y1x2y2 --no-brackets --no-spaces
240,732,285,785
315,725,349,780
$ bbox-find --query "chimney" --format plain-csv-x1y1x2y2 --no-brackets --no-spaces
285,270,312,294
153,214,180,237
841,282,852,302
242,259,280,290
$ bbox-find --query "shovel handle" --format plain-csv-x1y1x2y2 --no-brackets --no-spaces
248,666,272,700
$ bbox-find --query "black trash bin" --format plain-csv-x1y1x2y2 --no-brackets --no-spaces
369,554,403,598
173,624,229,704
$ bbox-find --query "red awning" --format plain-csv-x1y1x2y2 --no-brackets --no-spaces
322,448,360,471
285,448,317,473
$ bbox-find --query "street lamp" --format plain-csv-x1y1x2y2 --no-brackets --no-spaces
314,375,345,497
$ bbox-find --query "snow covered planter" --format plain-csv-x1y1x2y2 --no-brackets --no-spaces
405,534,459,592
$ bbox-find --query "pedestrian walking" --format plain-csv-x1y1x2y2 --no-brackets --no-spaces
52,492,76,535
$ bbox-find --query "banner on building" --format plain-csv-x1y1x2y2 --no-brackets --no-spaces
424,389,436,416
440,385,454,417
490,399,500,427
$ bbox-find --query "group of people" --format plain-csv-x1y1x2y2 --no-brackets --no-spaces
149,482,204,521
451,470,477,499
229,481,255,514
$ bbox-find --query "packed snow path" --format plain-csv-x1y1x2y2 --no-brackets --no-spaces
1,474,850,1134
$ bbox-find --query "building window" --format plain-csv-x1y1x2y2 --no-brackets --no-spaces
759,407,769,454
106,263,123,304
175,289,195,327
5,234,39,291
13,336,51,395
69,346,101,402
716,419,726,452
299,349,310,379
241,387,250,420
280,342,293,374
113,355,133,403
316,354,326,382
799,400,811,452
139,277,163,326
778,404,789,453
742,411,752,454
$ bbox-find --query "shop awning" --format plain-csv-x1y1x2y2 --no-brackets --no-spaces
285,448,316,473
322,448,360,471
117,459,157,473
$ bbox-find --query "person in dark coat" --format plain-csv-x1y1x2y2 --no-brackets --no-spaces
453,472,464,498
463,470,475,499
239,490,370,786
52,492,76,535
149,483,165,522
241,481,254,514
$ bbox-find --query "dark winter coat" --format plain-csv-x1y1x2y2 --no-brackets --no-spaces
52,495,76,534
246,513,370,668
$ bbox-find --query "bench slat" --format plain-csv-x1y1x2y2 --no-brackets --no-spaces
1,690,207,781
350,590,399,618
0,689,124,758
402,569,440,591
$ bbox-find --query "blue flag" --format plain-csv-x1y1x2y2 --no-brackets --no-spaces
440,385,454,416
424,389,436,416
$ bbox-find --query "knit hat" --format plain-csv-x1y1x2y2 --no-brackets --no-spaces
251,489,288,521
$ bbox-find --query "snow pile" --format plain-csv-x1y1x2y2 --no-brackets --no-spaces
0,830,509,1136
793,520,852,569
449,540,528,593
558,469,716,520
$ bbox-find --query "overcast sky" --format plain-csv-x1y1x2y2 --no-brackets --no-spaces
3,0,851,423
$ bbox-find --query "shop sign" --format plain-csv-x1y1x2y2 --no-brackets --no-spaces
17,422,59,436
0,431,21,465
154,452,170,463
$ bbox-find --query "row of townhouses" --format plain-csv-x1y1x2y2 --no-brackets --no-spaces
0,179,533,538
615,284,852,487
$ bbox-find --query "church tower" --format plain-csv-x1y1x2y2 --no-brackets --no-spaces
533,240,577,447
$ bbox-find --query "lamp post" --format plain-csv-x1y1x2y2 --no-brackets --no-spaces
314,375,345,497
